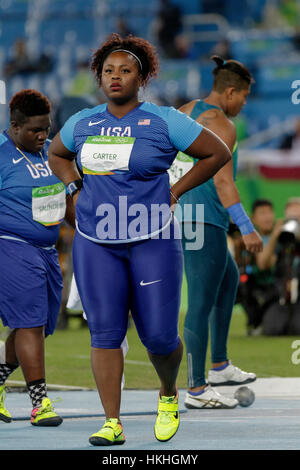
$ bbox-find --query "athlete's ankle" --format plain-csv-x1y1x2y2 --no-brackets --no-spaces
106,416,121,424
159,387,177,398
211,360,228,370
188,385,207,393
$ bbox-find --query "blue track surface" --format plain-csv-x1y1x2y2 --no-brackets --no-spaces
1,386,300,452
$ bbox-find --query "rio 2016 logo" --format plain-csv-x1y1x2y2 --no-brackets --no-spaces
291,80,300,104
291,340,300,364
0,80,5,104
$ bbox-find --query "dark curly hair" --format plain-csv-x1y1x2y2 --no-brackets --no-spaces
211,55,254,92
91,33,159,88
9,89,51,125
251,198,273,214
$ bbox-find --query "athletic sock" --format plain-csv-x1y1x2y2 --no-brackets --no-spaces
0,363,18,386
188,386,208,396
27,379,47,408
211,361,229,371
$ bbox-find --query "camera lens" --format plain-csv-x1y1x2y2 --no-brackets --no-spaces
278,218,300,244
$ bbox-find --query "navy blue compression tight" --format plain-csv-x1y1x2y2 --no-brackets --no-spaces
182,223,239,388
72,229,183,355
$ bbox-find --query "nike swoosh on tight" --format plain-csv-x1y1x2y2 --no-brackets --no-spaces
88,120,106,126
140,280,162,286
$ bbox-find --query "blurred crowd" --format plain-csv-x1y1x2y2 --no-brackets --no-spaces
229,196,300,337
2,0,300,337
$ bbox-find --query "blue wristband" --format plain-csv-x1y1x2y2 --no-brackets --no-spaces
227,202,254,236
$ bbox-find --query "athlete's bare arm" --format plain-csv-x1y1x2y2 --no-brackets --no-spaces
48,133,82,205
178,103,263,254
170,126,232,206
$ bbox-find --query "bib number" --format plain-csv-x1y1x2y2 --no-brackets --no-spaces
32,182,66,226
81,135,135,175
168,151,194,186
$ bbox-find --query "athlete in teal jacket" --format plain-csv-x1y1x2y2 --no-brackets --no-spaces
171,56,263,409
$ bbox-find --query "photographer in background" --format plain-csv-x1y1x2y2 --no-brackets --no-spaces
284,197,300,223
262,197,300,335
233,199,281,335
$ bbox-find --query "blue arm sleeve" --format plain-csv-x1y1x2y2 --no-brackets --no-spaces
227,203,254,235
166,107,203,152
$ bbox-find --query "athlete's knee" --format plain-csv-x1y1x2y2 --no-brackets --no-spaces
17,326,45,336
141,329,180,356
89,327,126,349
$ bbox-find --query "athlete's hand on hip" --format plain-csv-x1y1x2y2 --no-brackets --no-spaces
242,230,263,253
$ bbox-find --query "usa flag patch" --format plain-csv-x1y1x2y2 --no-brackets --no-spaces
138,119,151,125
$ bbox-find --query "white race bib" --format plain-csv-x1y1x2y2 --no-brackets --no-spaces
81,135,135,175
32,182,66,226
168,151,194,185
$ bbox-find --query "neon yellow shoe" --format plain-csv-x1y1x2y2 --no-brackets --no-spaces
89,418,126,446
31,397,63,426
0,384,12,423
155,392,179,442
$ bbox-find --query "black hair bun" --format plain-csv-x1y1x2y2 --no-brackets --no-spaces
211,55,226,67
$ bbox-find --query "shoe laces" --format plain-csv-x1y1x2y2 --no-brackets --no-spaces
36,397,61,414
231,364,245,375
228,361,247,375
52,397,62,404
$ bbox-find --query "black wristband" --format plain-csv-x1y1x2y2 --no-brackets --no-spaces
67,179,83,197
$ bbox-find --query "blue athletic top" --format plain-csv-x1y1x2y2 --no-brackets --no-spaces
0,131,66,247
173,100,238,231
60,101,202,243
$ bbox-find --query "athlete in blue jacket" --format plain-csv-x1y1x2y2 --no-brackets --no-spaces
48,34,231,446
0,89,75,426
